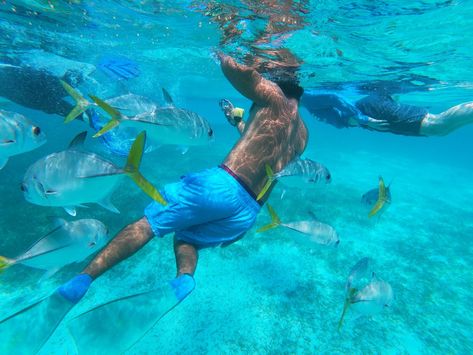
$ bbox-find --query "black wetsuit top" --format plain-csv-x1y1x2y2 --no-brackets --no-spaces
355,94,428,136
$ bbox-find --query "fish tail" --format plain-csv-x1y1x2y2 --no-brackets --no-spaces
256,203,281,233
337,287,357,331
368,176,387,218
89,95,122,137
0,256,13,272
337,298,350,331
60,80,91,123
124,131,167,206
256,164,275,201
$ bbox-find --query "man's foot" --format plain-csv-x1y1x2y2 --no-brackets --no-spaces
57,273,93,304
170,274,196,301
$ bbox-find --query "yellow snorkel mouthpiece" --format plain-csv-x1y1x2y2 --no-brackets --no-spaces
231,107,245,119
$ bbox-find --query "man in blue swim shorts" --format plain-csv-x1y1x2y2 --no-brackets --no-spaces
57,51,308,305
301,91,473,136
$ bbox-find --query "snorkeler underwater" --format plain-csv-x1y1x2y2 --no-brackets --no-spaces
0,1,472,354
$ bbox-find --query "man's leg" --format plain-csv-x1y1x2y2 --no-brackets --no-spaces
59,217,154,303
420,101,473,136
173,238,198,276
83,217,154,279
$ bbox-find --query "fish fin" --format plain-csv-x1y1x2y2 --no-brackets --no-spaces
15,241,75,264
68,131,87,150
97,196,120,214
0,292,74,354
60,80,90,123
0,157,7,170
162,88,174,106
89,95,122,137
68,276,194,354
64,206,77,216
256,203,281,233
256,164,275,201
368,176,387,218
308,210,318,220
93,118,120,138
124,131,167,206
0,256,14,273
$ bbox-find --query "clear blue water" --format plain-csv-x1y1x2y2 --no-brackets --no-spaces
0,1,472,354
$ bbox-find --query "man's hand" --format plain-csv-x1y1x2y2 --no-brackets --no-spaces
215,51,231,66
363,116,390,131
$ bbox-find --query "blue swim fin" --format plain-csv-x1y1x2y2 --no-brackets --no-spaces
67,274,195,354
0,291,74,354
98,55,140,80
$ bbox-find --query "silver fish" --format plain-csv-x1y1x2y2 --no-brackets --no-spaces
275,158,332,186
258,158,331,200
100,91,214,147
338,261,393,330
0,218,108,279
61,83,214,150
0,110,46,169
281,220,340,246
257,204,339,246
351,275,393,317
22,132,128,216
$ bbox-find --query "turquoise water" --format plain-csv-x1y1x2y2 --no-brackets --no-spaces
1,1,473,354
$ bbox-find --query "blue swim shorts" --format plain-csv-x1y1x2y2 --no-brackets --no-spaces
144,166,261,249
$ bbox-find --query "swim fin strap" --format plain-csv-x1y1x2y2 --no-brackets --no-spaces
0,291,75,354
67,277,195,354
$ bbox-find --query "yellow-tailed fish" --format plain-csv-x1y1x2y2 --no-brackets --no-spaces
0,218,109,280
21,130,165,216
90,88,214,148
257,159,331,201
257,204,339,246
348,274,393,322
338,258,393,330
368,176,388,218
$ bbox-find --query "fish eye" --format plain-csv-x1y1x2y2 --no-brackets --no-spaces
20,183,27,192
326,174,331,181
32,126,41,136
208,128,213,137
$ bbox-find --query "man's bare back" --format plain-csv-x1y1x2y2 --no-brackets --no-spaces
219,53,308,198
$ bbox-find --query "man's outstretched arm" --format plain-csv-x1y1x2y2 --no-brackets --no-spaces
218,52,280,106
